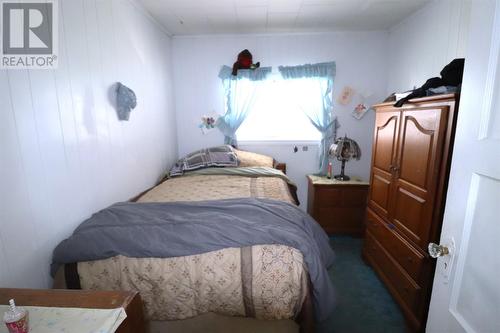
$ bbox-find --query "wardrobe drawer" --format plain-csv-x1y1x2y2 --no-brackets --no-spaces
364,231,422,312
366,208,426,282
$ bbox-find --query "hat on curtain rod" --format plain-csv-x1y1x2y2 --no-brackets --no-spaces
328,135,361,181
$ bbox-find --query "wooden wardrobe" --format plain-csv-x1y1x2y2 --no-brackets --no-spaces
362,94,459,332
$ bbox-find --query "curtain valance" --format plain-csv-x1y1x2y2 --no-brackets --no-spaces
278,62,336,80
218,65,273,81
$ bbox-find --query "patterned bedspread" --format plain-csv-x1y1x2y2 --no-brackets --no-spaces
137,174,295,204
75,171,308,321
78,245,307,320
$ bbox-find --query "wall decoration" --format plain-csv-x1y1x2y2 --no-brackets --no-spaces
115,82,137,121
352,103,368,119
337,86,355,105
199,115,218,134
351,90,374,120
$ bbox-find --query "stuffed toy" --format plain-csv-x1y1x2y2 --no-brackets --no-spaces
231,49,260,76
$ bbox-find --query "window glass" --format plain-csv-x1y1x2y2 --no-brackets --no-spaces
236,75,322,142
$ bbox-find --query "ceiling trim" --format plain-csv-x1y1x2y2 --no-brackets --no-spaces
171,29,389,39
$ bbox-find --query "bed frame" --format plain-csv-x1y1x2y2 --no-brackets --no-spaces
274,162,287,174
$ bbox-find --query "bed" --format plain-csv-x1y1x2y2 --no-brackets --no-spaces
51,146,335,331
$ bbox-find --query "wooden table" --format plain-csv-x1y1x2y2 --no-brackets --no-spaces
0,289,145,333
307,174,369,235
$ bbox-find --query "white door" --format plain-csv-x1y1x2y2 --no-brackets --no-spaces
426,0,500,332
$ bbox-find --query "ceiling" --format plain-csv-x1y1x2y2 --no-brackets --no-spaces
138,0,430,36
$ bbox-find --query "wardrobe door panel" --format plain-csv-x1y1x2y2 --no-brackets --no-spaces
391,108,448,248
373,111,399,172
370,169,392,216
369,111,399,218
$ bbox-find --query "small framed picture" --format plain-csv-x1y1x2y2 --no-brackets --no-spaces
352,103,369,120
351,90,374,120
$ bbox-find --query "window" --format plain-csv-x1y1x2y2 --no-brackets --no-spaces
235,74,322,142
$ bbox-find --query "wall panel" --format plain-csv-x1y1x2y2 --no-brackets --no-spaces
386,0,471,93
0,0,177,288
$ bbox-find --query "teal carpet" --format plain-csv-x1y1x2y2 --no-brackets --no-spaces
317,237,407,333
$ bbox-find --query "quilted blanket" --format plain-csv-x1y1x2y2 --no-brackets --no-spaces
52,198,335,321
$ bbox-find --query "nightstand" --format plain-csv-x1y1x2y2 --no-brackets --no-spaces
0,288,146,333
307,174,369,235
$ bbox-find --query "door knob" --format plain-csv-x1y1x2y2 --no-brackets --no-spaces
428,243,450,258
430,238,455,283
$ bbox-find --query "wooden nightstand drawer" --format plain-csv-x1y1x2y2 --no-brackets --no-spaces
343,188,370,206
316,187,368,207
307,175,369,235
318,206,366,233
316,187,343,206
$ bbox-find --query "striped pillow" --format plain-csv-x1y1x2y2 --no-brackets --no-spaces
169,145,238,177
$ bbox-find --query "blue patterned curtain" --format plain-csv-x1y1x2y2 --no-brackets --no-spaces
278,62,338,175
216,65,272,146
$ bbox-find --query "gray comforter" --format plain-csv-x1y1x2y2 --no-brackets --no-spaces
51,198,336,321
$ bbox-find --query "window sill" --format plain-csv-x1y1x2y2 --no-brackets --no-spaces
238,140,321,146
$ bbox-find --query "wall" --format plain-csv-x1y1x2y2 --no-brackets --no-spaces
0,0,177,288
172,32,389,207
386,0,471,93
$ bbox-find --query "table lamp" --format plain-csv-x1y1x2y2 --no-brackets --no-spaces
328,135,361,181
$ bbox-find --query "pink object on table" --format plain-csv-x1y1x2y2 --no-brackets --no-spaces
3,300,29,333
